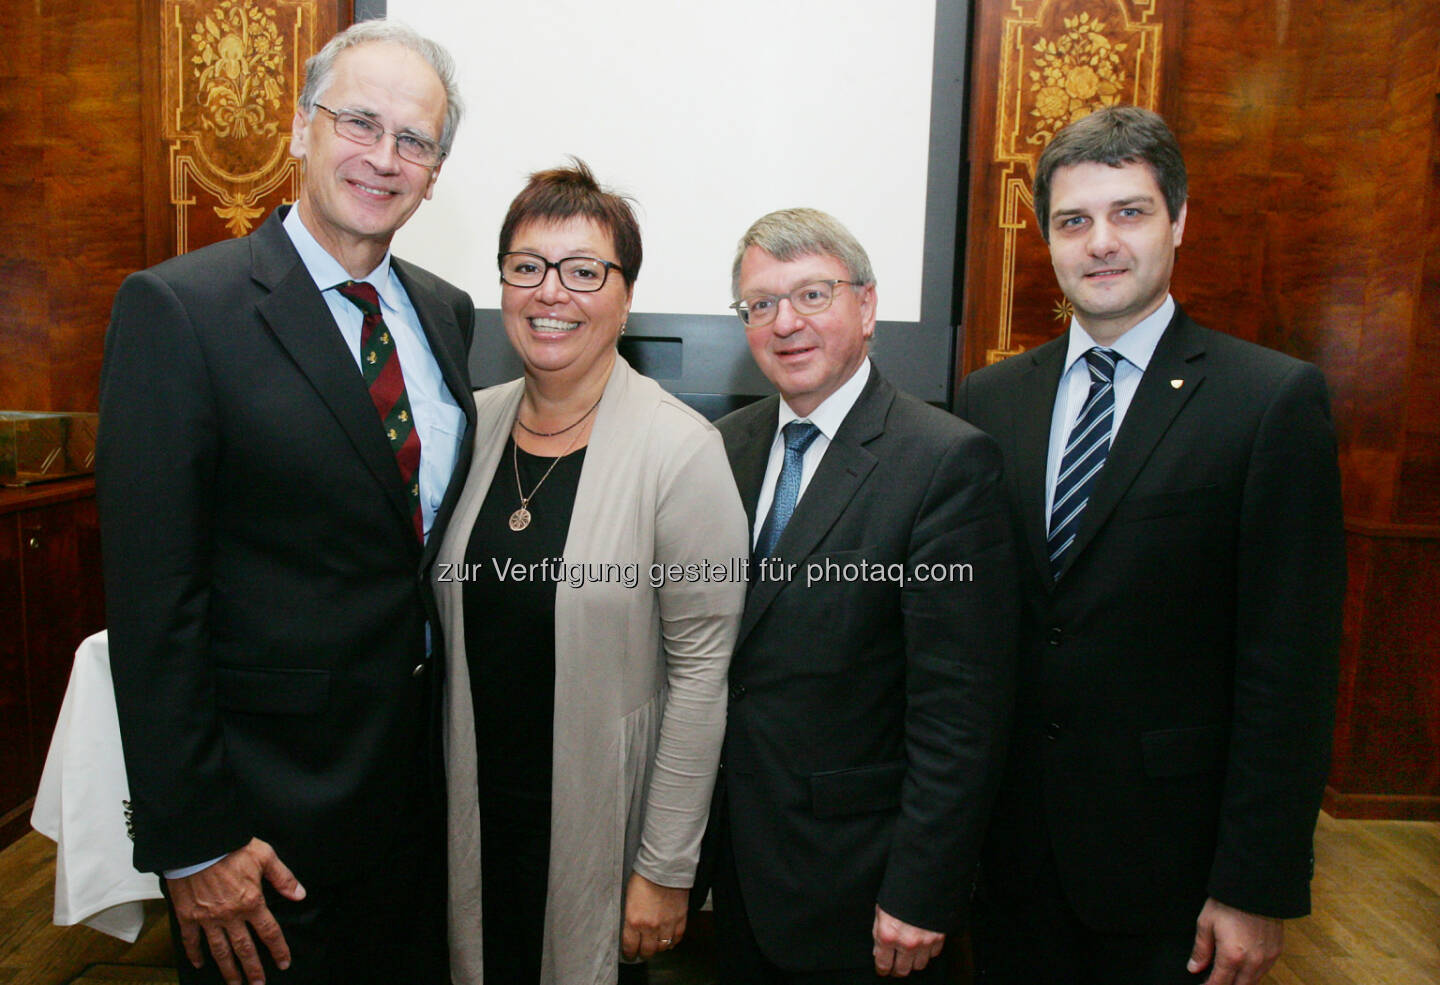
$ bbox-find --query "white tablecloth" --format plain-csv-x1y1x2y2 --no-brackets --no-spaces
31,630,161,942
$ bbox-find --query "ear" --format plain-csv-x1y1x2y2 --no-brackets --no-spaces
620,284,634,328
290,107,309,160
858,283,878,340
1172,200,1188,248
423,160,443,201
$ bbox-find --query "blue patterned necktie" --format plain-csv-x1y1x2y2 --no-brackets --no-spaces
1048,347,1119,579
754,421,821,559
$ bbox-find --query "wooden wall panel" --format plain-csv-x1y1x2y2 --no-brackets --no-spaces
1326,527,1440,819
962,0,1440,817
143,0,344,261
0,0,350,414
0,0,145,413
961,0,1176,370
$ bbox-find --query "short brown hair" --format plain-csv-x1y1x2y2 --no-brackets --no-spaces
1032,106,1187,242
498,157,642,287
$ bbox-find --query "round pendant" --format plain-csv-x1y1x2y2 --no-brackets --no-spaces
508,507,531,531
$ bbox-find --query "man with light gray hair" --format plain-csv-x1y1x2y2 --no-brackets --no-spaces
698,208,1017,982
99,19,473,984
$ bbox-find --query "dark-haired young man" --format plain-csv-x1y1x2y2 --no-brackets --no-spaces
957,106,1344,985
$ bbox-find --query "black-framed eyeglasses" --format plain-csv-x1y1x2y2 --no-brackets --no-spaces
312,103,446,168
729,280,859,327
498,252,625,293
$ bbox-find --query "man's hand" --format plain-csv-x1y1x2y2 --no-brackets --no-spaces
166,837,306,985
620,872,688,961
1187,897,1284,985
872,905,944,977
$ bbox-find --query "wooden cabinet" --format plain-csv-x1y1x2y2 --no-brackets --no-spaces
0,479,105,849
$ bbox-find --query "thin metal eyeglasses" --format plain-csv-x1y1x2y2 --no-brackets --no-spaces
729,280,859,327
498,252,626,293
312,104,446,168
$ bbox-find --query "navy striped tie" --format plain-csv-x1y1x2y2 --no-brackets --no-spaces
1048,347,1119,579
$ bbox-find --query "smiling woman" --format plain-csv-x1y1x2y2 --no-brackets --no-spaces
430,162,749,985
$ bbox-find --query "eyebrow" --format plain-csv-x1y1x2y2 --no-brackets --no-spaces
1051,195,1157,220
342,106,437,140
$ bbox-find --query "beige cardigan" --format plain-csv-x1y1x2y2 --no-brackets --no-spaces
435,356,748,984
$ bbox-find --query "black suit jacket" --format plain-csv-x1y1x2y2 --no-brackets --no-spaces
955,308,1343,933
97,207,476,885
709,368,1017,971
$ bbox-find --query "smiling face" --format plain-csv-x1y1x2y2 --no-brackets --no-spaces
289,41,447,277
500,216,632,388
737,246,875,417
1046,160,1187,344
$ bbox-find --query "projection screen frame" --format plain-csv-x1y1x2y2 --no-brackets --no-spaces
357,0,970,409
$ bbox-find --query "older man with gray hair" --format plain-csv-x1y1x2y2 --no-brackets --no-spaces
699,208,1017,982
98,19,473,984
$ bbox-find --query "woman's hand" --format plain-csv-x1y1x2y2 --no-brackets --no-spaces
621,872,689,961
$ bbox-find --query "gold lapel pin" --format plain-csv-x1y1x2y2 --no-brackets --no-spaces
1170,379,1184,389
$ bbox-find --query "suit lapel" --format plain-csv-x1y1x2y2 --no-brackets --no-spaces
394,258,471,417
735,374,886,646
250,212,419,546
1064,311,1207,567
726,398,777,534
1013,338,1068,591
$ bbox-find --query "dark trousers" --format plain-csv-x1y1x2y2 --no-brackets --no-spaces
479,790,648,985
164,831,447,985
971,847,1205,985
711,816,950,985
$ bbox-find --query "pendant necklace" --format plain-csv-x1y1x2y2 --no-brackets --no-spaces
509,396,601,532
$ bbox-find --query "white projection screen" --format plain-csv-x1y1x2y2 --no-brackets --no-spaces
370,0,969,409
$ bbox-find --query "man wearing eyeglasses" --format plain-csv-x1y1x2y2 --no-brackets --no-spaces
97,20,473,985
699,208,1017,982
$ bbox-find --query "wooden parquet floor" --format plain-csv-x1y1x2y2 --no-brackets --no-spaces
1,812,1435,984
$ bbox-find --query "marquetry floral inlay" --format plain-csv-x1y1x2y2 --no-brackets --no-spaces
1028,13,1127,143
191,0,285,139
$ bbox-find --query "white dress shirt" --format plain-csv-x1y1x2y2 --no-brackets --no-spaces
1044,296,1174,527
751,358,872,549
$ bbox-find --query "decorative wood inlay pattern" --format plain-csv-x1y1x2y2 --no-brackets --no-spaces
161,0,321,253
985,0,1164,363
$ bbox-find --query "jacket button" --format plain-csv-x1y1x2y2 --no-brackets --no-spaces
412,663,427,678
729,683,747,701
1048,626,1063,645
1044,721,1062,740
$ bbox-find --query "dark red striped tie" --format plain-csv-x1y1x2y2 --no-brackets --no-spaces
336,280,423,541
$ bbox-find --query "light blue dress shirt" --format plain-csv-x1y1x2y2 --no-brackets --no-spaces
1044,296,1175,529
282,207,465,541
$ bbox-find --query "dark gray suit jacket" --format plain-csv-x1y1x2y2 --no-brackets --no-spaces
97,206,475,885
955,308,1344,932
708,368,1017,971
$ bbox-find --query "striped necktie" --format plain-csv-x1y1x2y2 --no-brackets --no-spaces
1047,347,1119,579
754,421,821,559
336,280,423,541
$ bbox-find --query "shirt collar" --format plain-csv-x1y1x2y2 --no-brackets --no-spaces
776,357,872,441
1063,294,1174,374
282,205,400,312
